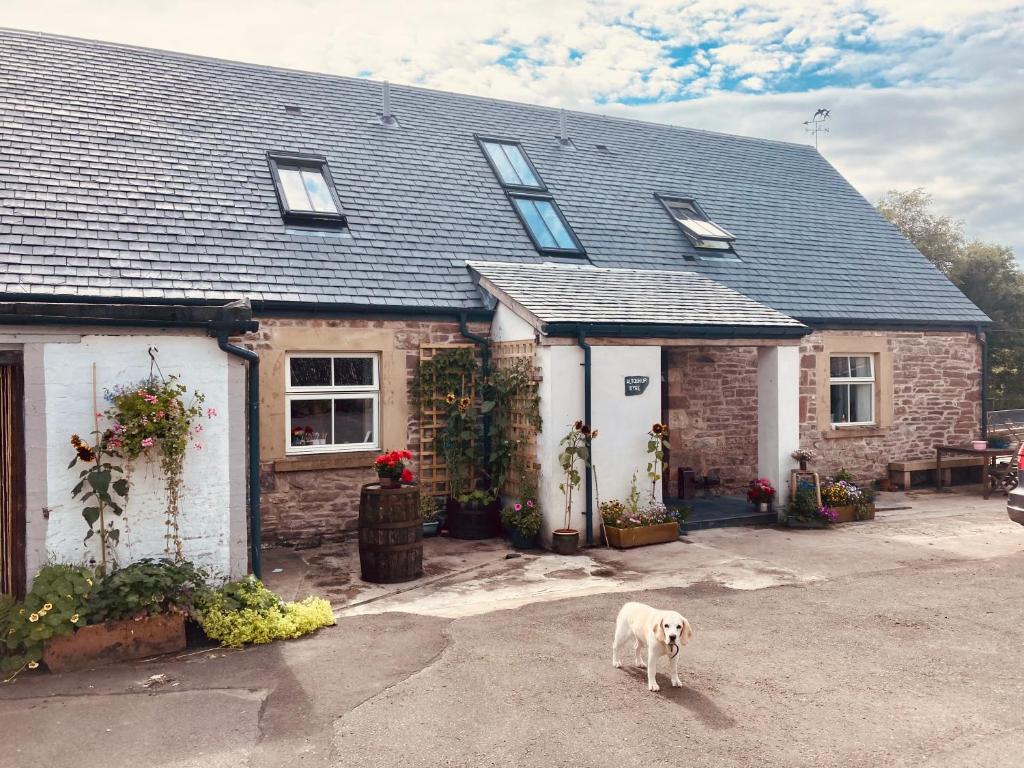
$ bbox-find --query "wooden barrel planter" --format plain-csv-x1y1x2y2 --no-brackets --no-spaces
358,483,423,584
447,497,500,540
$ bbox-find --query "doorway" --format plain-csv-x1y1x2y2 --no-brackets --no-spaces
0,351,26,598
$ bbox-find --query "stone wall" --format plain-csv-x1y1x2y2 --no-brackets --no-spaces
665,331,982,492
241,316,488,546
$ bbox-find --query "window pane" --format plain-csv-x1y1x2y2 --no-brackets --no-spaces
513,198,557,249
334,357,374,386
334,398,375,445
290,357,331,387
830,356,851,378
850,383,873,422
300,169,339,214
290,399,332,446
500,144,540,187
830,383,849,423
278,168,312,211
535,199,576,250
483,142,523,186
849,356,872,378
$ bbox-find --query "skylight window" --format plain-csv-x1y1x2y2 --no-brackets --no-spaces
477,135,585,256
267,152,345,229
657,195,736,252
479,139,543,189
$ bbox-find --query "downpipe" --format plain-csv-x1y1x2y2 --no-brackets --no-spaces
976,324,988,437
576,329,594,546
216,331,262,579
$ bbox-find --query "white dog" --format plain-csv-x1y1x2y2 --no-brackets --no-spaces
612,601,694,692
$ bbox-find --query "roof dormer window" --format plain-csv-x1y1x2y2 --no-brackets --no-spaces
267,151,346,229
657,195,735,252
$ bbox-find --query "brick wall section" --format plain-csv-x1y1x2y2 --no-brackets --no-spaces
665,346,759,492
241,317,489,546
665,331,981,492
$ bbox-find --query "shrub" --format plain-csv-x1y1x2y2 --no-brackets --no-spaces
419,494,442,522
1,564,93,676
87,558,208,623
197,577,334,648
501,498,541,537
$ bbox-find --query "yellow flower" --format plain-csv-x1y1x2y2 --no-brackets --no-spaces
70,614,80,623
445,393,456,405
27,661,39,669
86,578,93,586
29,613,39,622
18,608,24,615
43,603,53,611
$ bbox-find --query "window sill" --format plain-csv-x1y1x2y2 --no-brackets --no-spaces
274,451,377,473
822,426,886,440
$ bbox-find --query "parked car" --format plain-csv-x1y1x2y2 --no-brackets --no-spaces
1008,443,1024,526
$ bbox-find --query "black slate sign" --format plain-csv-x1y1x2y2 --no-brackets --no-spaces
624,376,650,396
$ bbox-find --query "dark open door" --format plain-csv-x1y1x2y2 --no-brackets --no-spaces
0,352,26,599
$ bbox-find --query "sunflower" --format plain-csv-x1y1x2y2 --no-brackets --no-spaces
651,423,664,435
70,433,81,446
76,444,96,462
27,661,39,669
590,429,599,439
458,396,472,413
579,424,591,436
574,420,583,431
445,393,456,405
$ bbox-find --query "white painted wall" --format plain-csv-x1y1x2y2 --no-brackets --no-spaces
757,345,801,519
490,303,536,342
534,343,662,546
590,346,663,509
534,344,584,546
28,333,246,580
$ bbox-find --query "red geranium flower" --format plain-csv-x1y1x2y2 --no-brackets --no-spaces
400,468,414,483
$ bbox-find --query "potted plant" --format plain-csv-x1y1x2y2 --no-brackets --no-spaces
600,473,684,549
791,448,818,471
501,472,542,550
373,449,414,489
747,478,776,513
555,421,595,555
420,494,443,537
820,470,877,523
786,480,838,528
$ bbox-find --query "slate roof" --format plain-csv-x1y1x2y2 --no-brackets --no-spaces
468,261,806,335
0,28,988,324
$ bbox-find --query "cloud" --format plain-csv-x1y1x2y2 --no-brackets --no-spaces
1,0,1021,254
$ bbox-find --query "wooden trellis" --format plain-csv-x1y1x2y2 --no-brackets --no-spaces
416,343,477,497
491,340,540,498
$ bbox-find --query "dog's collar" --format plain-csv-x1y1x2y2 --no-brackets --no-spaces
669,642,679,658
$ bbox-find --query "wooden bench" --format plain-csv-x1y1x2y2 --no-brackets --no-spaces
888,457,986,490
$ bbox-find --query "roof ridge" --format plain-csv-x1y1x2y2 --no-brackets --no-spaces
0,26,818,152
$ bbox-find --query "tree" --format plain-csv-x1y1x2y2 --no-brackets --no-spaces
876,188,966,274
876,190,1024,411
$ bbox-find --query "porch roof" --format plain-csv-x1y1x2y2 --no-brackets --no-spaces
468,261,808,338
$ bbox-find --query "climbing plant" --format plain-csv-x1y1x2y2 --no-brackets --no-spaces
485,358,541,494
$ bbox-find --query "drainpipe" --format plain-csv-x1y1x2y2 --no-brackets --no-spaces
458,312,493,486
576,329,594,546
216,331,262,579
976,324,989,437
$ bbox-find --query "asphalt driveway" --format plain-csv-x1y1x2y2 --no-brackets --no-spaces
2,491,1023,768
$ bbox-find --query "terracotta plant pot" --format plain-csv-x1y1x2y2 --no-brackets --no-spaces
376,477,400,489
43,612,186,673
551,529,580,555
604,522,679,549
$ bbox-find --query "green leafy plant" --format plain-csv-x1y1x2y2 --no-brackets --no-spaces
419,494,442,523
196,577,334,648
645,423,670,500
105,376,210,560
86,558,208,623
1,564,94,679
456,489,494,506
484,359,541,495
439,392,482,498
501,470,541,537
558,421,595,532
69,432,129,573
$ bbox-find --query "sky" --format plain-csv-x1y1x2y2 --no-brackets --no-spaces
3,1,1023,257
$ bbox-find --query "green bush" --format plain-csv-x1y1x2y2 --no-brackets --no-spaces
197,577,334,648
87,558,209,623
1,564,94,676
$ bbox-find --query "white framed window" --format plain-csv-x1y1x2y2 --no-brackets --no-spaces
829,355,875,427
285,353,380,454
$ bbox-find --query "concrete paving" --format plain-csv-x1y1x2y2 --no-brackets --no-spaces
2,489,1023,767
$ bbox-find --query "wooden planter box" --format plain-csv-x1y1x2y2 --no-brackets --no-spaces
42,613,186,673
831,504,876,524
605,522,679,549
